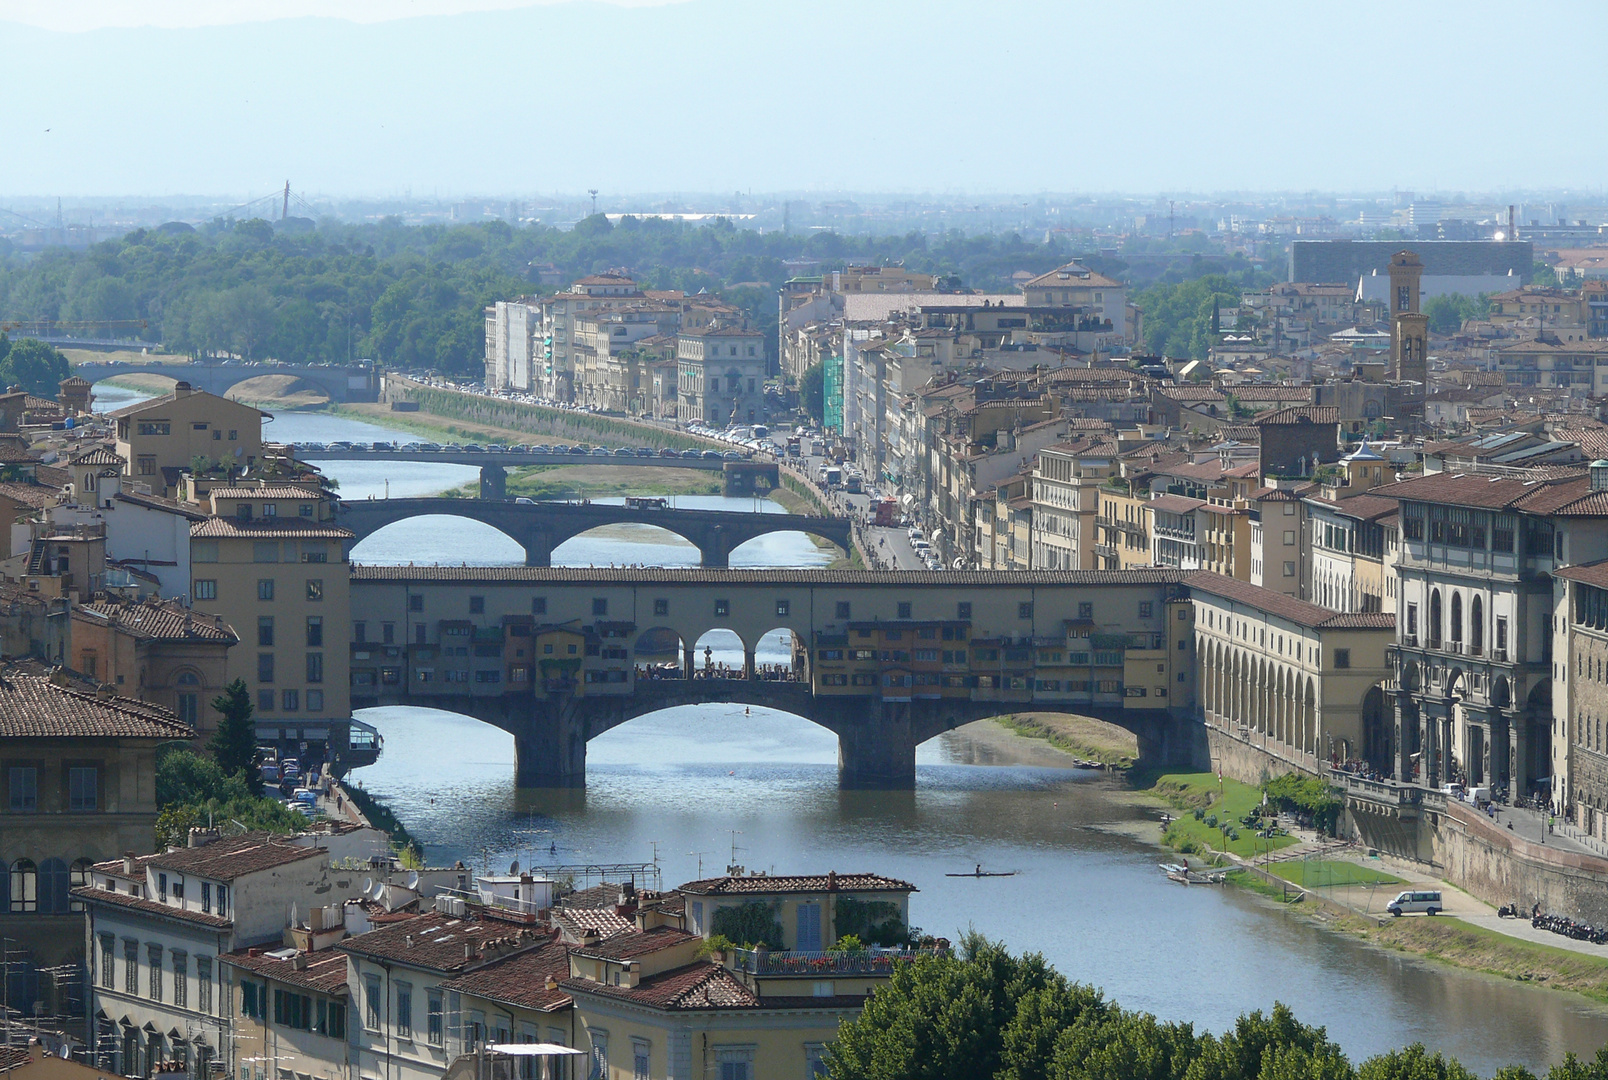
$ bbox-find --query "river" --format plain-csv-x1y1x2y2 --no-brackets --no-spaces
91,381,1608,1074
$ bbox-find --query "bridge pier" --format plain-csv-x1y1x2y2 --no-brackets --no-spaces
512,697,589,788
480,465,508,501
834,702,920,788
519,529,556,567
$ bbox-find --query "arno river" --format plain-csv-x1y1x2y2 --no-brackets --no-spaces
92,383,1608,1074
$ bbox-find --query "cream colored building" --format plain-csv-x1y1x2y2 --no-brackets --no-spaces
188,481,353,766
1030,438,1116,571
107,384,265,497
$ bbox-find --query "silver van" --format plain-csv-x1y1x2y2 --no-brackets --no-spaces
1387,890,1442,916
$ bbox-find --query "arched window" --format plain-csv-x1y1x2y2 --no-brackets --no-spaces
176,671,201,727
1429,590,1443,648
10,858,37,912
1451,593,1463,644
1470,596,1484,656
37,857,70,914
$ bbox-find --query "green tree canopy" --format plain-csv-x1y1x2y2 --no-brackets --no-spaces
0,336,70,395
207,678,260,793
1132,276,1249,359
800,361,825,423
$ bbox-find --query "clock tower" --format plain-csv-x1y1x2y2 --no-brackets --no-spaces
1389,250,1427,384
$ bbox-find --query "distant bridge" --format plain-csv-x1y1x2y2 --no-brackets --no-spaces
338,497,850,567
347,565,1205,788
73,360,381,403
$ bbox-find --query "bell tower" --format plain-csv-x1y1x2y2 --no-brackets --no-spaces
1389,250,1427,384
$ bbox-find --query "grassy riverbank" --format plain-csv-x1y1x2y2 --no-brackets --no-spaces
991,713,1138,767
1135,770,1300,859
439,464,725,500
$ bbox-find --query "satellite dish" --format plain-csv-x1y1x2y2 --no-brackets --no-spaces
508,860,519,875
234,446,244,458
362,877,373,895
405,870,420,890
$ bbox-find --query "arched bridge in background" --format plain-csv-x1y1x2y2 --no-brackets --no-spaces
337,497,852,567
72,360,381,402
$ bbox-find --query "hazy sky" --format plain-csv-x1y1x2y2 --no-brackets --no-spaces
2,0,1604,199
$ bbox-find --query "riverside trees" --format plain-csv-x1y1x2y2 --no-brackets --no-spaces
826,935,1588,1080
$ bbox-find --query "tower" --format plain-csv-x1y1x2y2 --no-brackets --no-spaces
1389,250,1427,384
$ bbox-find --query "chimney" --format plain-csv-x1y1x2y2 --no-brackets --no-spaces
826,870,838,892
174,381,194,398
122,853,136,875
291,953,309,971
544,976,558,992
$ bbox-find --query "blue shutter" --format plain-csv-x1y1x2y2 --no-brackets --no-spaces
796,903,822,951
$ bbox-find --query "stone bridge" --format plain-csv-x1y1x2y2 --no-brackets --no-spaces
347,566,1206,788
338,497,851,567
73,360,381,402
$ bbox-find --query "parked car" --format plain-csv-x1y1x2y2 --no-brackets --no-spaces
634,446,655,457
614,447,635,457
701,450,723,460
1387,890,1442,917
416,443,441,451
681,449,702,458
590,447,612,457
463,444,486,452
658,448,680,458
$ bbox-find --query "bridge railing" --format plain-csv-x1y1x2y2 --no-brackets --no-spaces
1328,769,1447,811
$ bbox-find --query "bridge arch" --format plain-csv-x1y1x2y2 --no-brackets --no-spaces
727,530,844,568
551,521,702,568
349,513,527,565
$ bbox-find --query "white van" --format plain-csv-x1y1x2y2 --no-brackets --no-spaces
1387,890,1442,916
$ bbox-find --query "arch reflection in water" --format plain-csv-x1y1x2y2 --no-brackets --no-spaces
351,515,525,566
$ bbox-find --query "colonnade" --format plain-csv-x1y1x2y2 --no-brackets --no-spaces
1199,636,1320,762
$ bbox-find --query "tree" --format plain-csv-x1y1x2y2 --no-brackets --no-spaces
0,337,70,395
800,361,825,423
207,679,261,793
1358,1046,1477,1080
1422,294,1486,334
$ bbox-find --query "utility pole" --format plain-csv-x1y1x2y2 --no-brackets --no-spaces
282,181,290,221
588,189,599,217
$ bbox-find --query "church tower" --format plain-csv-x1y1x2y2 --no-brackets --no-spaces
1389,250,1427,384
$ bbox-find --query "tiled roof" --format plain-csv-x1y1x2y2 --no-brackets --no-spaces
1255,405,1339,426
1186,572,1396,631
0,662,193,740
0,439,41,463
338,910,546,973
70,445,125,466
438,940,572,1011
1303,492,1400,523
114,489,211,520
553,908,636,941
558,883,625,910
1156,386,1226,403
75,598,238,643
1233,386,1314,402
191,518,353,539
146,833,321,879
72,883,233,928
562,962,759,1011
1021,262,1124,291
351,566,1192,587
207,485,325,500
1555,560,1608,590
570,927,696,961
0,481,59,509
1371,471,1595,512
221,948,351,995
1148,494,1207,515
678,873,916,896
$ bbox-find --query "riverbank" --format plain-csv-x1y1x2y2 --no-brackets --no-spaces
991,712,1139,767
340,780,425,863
441,463,725,500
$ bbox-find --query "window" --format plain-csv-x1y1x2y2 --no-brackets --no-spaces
317,1000,346,1039
591,598,608,616
1018,602,1034,619
1078,602,1094,619
253,542,280,563
1139,602,1153,618
192,540,219,563
258,690,274,712
172,951,188,1008
194,579,217,600
396,982,413,1038
201,882,211,913
427,989,444,1045
307,689,324,711
138,422,171,435
256,578,275,601
469,596,485,614
409,595,424,612
306,579,323,601
957,602,972,619
354,621,367,644
69,766,97,811
1283,561,1295,577
148,944,163,1001
99,934,116,988
531,597,546,615
654,598,668,617
715,1046,754,1080
715,599,730,616
258,617,275,647
196,957,212,1015
307,653,324,683
218,885,228,915
364,975,381,1031
776,599,790,616
897,602,912,619
282,690,299,711
258,654,274,683
383,622,396,644
836,601,851,619
591,1033,608,1080
138,456,156,475
9,766,37,812
274,989,312,1030
124,940,138,994
633,1041,650,1080
806,1044,828,1078
306,616,323,647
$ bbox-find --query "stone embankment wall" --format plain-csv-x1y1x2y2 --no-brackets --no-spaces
1206,725,1313,786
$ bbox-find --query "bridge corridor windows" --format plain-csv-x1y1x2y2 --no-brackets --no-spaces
756,628,806,685
633,628,686,681
692,629,749,680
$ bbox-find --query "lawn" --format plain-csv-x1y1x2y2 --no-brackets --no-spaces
1145,771,1301,860
1266,859,1400,888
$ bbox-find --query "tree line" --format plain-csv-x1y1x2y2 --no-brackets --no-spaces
0,215,1118,377
826,935,1596,1080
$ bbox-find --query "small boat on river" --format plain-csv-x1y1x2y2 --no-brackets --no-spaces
946,864,1019,878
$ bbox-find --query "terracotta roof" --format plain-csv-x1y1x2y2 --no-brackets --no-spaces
74,598,238,643
438,939,572,1011
114,489,211,520
0,439,41,463
1153,459,1228,483
0,481,58,509
1555,560,1608,590
1148,494,1207,515
1156,387,1226,403
1185,572,1396,631
1304,492,1401,523
0,662,193,740
553,907,636,941
558,883,627,910
191,518,353,539
562,962,760,1011
351,566,1192,587
35,464,70,488
338,910,547,973
570,927,696,961
1021,262,1124,291
221,948,351,995
104,389,264,419
1372,471,1591,512
70,445,124,466
1232,386,1314,402
146,833,322,879
1255,405,1339,426
72,883,234,929
678,873,915,896
208,485,324,501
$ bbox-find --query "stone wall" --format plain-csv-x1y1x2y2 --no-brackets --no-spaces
1206,723,1317,787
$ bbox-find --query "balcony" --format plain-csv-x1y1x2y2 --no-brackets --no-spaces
1094,543,1117,559
729,948,923,977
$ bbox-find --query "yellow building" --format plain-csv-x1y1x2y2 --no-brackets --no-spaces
1095,480,1153,571
108,383,265,497
188,481,353,767
223,946,353,1080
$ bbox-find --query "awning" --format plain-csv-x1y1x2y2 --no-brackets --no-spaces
486,1044,586,1058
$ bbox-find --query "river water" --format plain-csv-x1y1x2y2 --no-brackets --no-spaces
90,382,1608,1074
